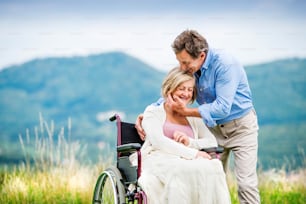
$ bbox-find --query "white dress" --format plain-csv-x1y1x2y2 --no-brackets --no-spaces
137,103,231,204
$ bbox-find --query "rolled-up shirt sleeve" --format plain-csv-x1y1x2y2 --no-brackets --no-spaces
198,104,216,127
198,62,241,127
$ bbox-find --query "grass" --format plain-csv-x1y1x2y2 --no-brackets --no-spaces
0,113,103,204
0,114,305,203
1,164,305,204
226,167,306,204
0,166,100,203
258,169,306,204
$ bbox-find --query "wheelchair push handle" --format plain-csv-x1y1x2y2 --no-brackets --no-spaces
109,114,120,122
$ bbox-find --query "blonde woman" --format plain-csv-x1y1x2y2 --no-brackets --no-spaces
138,67,231,204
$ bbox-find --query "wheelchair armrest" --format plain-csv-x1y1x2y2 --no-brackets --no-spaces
117,143,142,153
200,146,224,159
201,146,224,154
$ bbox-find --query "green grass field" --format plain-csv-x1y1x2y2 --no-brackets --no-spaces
0,163,305,204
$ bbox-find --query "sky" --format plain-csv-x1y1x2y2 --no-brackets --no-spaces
0,0,305,71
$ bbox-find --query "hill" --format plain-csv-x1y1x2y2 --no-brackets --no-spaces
247,58,306,125
246,58,306,169
0,53,305,169
0,52,165,164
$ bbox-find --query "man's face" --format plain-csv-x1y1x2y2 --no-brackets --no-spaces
176,49,205,74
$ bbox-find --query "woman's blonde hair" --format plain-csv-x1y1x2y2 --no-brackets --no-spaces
161,67,196,103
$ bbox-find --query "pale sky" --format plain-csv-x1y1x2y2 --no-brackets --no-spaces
0,0,305,71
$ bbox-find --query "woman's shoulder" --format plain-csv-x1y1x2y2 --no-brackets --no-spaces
144,103,164,113
187,116,204,125
143,103,165,120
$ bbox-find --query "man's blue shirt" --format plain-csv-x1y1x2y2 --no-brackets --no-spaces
154,48,254,127
197,48,253,127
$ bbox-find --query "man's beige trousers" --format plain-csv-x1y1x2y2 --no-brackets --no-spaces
209,109,260,204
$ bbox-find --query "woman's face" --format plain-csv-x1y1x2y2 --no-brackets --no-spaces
172,79,194,105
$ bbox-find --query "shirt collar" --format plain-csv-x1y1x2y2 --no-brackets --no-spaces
202,48,211,71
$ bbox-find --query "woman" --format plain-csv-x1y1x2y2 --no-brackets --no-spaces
138,67,231,204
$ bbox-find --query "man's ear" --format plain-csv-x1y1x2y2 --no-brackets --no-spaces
200,51,206,60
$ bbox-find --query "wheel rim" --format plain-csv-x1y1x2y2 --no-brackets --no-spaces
93,167,125,204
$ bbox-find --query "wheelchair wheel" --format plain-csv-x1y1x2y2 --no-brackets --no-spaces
92,166,126,204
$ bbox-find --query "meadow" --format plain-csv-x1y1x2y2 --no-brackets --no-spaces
1,161,305,203
0,116,305,204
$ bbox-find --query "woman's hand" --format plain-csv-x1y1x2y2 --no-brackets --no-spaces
135,114,146,141
196,151,212,159
173,131,190,146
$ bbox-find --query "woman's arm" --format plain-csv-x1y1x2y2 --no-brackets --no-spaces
187,117,218,149
142,107,198,160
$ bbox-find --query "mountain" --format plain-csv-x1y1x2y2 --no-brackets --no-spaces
0,52,165,164
0,52,164,136
0,53,305,170
247,58,306,125
245,58,306,170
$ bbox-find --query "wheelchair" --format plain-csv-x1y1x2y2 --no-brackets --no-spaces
92,114,147,204
92,114,224,204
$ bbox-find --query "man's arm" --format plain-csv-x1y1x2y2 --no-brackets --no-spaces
135,114,146,140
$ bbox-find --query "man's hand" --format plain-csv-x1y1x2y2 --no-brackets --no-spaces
173,131,190,146
166,94,187,116
135,114,146,141
166,94,201,118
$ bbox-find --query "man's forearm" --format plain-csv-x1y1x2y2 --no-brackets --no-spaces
184,107,202,118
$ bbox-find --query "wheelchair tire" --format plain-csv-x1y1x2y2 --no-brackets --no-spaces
92,166,126,204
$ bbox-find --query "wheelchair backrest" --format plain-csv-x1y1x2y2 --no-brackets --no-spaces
110,114,143,184
110,114,144,149
119,122,144,146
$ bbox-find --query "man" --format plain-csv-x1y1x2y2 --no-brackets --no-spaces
136,29,260,204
